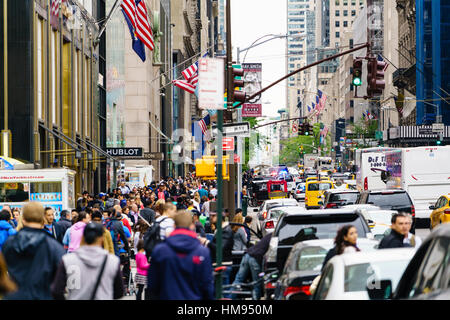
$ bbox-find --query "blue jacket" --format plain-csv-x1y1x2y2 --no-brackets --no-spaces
147,228,214,300
0,220,17,251
2,227,65,300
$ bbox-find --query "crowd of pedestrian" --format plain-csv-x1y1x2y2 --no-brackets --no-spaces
0,172,423,300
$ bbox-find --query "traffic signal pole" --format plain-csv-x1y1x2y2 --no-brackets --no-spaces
230,43,371,110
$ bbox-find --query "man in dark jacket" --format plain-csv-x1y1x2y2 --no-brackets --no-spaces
231,232,273,300
147,211,214,300
2,202,65,300
378,212,413,249
55,210,72,244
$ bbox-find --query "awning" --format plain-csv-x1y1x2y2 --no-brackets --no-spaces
39,123,81,152
0,156,25,170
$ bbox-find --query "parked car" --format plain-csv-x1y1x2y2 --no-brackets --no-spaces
356,189,416,233
305,180,334,209
294,183,306,201
367,223,450,300
312,248,416,300
322,189,360,209
343,204,396,241
274,238,379,300
263,207,372,298
429,195,450,229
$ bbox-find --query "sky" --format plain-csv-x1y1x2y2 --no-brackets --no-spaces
231,0,287,118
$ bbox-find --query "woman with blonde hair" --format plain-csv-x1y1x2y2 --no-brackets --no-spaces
231,213,248,251
154,199,166,218
193,192,201,211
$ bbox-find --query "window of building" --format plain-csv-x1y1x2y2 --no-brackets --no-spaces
335,10,340,16
335,21,340,27
36,17,44,120
343,21,348,27
351,10,356,16
51,31,57,125
336,32,340,38
343,10,348,16
335,0,339,5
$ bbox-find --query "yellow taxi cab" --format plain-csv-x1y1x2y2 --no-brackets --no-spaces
429,195,450,229
305,180,334,209
305,177,319,183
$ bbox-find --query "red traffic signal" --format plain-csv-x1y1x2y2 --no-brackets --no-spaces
232,67,246,102
367,58,386,97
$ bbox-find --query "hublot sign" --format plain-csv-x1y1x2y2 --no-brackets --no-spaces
105,148,143,157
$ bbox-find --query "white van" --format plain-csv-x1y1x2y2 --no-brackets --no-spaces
385,146,450,224
355,147,399,191
0,168,76,221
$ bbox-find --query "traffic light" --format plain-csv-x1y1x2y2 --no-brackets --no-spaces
304,123,313,136
367,57,386,97
231,66,246,103
298,122,304,136
352,58,363,87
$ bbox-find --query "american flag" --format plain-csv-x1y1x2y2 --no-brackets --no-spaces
173,52,208,94
51,0,62,17
318,90,327,112
173,80,196,94
121,0,155,51
198,114,211,135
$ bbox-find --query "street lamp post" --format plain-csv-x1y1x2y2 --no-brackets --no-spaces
235,33,306,208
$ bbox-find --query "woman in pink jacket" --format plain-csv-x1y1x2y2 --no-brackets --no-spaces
68,212,91,253
135,240,150,300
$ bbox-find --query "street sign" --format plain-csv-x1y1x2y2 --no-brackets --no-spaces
198,57,225,110
418,128,435,135
432,123,445,133
212,122,250,137
222,137,235,151
242,104,262,117
106,148,143,157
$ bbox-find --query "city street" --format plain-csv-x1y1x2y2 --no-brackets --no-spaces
0,0,449,305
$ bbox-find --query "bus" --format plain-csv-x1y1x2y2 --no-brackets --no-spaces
0,168,76,221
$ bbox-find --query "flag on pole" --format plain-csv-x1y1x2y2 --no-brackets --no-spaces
173,80,196,94
307,105,311,113
121,0,155,52
173,52,209,94
122,9,146,62
198,114,211,135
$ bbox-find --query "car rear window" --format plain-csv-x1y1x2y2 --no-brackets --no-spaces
367,192,412,209
276,215,367,245
308,183,332,191
344,260,411,293
297,247,328,271
267,202,297,211
329,193,359,205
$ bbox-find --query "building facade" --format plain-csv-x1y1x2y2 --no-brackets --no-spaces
1,0,109,194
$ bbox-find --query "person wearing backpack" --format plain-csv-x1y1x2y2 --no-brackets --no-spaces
143,202,176,257
147,211,214,300
51,222,124,300
104,208,130,257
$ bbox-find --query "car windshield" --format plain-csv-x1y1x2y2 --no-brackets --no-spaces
277,215,367,245
269,209,286,220
344,259,411,293
329,193,359,205
308,183,332,191
367,192,411,208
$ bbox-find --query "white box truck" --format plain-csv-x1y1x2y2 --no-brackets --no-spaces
355,147,399,192
123,165,154,189
385,146,450,225
303,154,318,170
